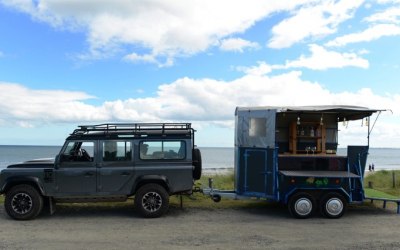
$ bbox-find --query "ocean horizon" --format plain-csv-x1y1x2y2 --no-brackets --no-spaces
0,145,399,172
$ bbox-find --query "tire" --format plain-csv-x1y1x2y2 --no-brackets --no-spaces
134,184,169,218
288,192,316,219
320,192,347,219
192,148,202,180
4,184,43,220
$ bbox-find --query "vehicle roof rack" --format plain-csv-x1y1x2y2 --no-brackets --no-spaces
71,123,193,136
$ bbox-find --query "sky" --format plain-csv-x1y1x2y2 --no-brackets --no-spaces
0,0,400,147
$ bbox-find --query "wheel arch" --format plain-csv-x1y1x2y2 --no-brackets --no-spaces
132,175,170,195
2,176,45,195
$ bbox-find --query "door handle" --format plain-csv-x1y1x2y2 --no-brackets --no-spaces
121,172,131,176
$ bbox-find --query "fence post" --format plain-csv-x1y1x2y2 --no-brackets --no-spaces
393,171,396,188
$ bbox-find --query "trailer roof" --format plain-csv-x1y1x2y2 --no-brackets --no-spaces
236,105,384,121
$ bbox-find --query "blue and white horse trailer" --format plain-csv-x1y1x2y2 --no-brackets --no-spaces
205,105,384,218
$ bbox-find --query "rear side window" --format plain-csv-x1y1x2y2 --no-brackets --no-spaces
140,141,185,160
103,141,132,161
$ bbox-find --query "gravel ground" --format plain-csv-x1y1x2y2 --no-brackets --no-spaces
0,202,400,250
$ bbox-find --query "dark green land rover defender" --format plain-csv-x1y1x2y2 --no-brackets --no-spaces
0,123,202,220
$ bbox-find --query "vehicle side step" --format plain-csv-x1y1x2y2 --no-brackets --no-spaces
54,196,128,203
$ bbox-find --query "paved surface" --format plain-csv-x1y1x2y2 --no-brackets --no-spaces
0,202,399,250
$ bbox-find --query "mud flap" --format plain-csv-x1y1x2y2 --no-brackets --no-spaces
48,197,56,215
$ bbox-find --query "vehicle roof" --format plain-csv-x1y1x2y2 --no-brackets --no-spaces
66,123,194,140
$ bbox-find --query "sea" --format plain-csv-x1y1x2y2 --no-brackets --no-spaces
0,145,399,173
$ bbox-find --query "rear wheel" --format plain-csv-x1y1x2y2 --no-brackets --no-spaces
288,192,316,219
320,192,347,219
135,184,169,218
4,184,43,220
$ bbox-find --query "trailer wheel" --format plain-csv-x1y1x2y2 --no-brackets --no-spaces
320,192,347,219
288,192,315,219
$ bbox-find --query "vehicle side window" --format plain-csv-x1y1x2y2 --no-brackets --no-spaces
103,141,132,161
60,141,94,162
140,141,185,160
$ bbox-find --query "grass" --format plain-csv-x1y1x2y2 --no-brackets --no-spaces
364,188,398,199
364,170,400,198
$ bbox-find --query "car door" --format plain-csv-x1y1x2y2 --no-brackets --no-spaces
55,140,97,195
97,140,134,194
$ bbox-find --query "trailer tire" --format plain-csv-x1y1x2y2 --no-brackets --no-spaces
288,192,316,219
192,148,202,180
320,192,347,219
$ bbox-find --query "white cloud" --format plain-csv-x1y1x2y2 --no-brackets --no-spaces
0,50,3,57
268,0,364,49
1,69,398,125
219,38,259,53
276,44,369,70
365,6,400,24
1,69,400,146
0,82,100,125
236,61,272,76
123,53,157,64
376,0,400,4
0,0,318,65
326,24,400,47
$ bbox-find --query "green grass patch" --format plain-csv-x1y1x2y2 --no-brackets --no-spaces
364,188,398,199
0,195,3,204
364,170,400,197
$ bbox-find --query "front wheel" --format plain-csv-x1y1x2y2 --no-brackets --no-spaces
288,192,316,219
320,192,347,219
134,184,169,218
4,184,43,220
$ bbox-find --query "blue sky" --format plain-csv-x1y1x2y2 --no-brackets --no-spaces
0,0,400,147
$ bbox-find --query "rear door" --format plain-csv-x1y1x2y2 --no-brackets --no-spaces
244,148,276,198
97,140,134,194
